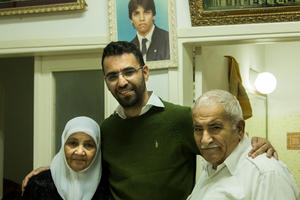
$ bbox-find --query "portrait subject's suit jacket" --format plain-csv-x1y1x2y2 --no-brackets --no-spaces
131,26,170,61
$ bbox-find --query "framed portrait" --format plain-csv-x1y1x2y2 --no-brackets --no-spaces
0,0,87,16
189,0,300,26
108,0,178,69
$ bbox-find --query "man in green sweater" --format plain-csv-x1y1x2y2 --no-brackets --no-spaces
22,41,276,199
100,41,276,200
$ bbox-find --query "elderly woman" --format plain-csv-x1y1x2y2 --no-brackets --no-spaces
22,116,105,200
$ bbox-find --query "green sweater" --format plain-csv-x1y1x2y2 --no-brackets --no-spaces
101,101,199,200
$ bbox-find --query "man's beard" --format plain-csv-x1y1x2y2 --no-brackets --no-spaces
114,78,146,108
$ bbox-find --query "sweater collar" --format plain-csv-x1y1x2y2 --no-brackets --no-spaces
115,91,164,119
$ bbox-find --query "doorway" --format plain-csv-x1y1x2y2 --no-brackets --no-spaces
0,57,34,199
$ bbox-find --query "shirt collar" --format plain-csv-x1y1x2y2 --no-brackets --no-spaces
115,91,164,119
137,25,155,45
202,135,250,177
224,134,251,175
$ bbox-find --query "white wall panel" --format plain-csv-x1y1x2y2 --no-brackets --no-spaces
0,0,108,41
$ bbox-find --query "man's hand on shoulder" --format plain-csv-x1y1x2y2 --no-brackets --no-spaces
21,166,50,195
248,137,278,160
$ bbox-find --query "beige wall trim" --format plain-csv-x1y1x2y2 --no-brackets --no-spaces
170,40,194,107
178,23,300,39
42,52,103,72
34,57,55,167
0,36,109,56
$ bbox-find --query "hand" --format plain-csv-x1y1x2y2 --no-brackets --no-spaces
248,137,278,160
21,166,50,195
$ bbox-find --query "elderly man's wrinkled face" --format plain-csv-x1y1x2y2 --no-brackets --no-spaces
192,103,243,169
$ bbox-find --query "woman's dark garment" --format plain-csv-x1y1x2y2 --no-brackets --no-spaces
22,169,108,200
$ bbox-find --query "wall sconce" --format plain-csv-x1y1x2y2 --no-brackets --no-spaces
254,72,277,94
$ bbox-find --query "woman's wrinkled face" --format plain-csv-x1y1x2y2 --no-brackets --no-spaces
64,132,97,171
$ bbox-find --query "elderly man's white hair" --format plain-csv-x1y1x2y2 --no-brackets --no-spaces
193,89,243,129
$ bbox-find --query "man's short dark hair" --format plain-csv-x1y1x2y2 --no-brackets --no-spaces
101,41,145,73
128,0,156,20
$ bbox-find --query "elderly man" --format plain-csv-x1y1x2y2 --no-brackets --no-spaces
188,89,299,200
128,0,170,61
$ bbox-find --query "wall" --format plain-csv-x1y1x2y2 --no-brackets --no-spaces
195,43,267,140
196,43,265,94
0,57,34,185
0,1,108,42
245,93,267,139
0,0,188,43
1,0,300,44
265,42,300,188
196,44,268,141
175,0,192,28
147,69,169,101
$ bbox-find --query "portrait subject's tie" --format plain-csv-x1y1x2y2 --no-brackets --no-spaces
142,38,147,56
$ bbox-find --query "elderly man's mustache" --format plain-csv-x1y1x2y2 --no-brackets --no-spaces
200,144,219,150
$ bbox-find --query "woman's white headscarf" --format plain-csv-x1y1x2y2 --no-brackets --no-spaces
50,116,102,200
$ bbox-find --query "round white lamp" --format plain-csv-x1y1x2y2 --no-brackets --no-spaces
254,72,277,94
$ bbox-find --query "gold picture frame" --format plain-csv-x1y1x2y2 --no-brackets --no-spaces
108,0,178,69
0,0,87,16
189,0,300,26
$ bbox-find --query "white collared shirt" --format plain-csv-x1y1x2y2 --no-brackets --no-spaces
187,135,300,200
137,25,155,61
115,91,164,119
